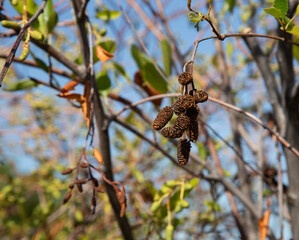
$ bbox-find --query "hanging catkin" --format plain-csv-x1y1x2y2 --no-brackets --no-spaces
178,72,193,85
152,106,174,130
177,139,191,165
187,119,199,142
194,90,208,103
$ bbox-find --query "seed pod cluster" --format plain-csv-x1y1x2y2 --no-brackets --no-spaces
152,72,209,165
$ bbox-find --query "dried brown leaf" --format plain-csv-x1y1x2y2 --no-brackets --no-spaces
259,209,271,240
57,93,83,102
61,81,79,93
134,71,162,106
120,202,126,217
93,148,103,165
96,45,114,62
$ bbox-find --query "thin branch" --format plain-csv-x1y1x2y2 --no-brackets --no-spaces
113,92,299,158
0,54,74,79
208,96,299,158
31,39,85,79
0,0,48,87
194,32,299,47
117,0,169,83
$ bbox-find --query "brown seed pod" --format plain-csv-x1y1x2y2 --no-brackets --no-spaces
173,97,185,115
61,168,74,175
194,90,208,103
187,119,199,142
63,190,72,204
95,186,105,193
177,139,191,165
186,105,199,120
153,106,174,130
74,178,89,184
178,72,193,85
80,162,89,168
173,113,191,133
77,183,83,193
161,127,183,138
180,95,196,110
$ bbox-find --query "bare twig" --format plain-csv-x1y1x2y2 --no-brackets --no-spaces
113,92,299,158
208,96,299,158
0,0,48,87
0,54,74,79
194,33,299,47
117,0,168,83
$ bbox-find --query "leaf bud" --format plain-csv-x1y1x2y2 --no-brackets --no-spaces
1,20,20,30
62,190,72,204
19,45,30,61
30,30,43,41
61,168,74,175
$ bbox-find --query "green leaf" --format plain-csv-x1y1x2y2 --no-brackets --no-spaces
142,62,167,93
97,10,121,21
161,39,172,77
188,12,202,23
3,79,39,91
296,4,299,15
98,40,116,53
274,0,288,16
225,0,236,12
197,142,207,160
31,52,49,73
131,45,168,93
286,25,299,37
283,16,295,30
11,0,38,16
96,71,111,91
131,45,146,69
264,7,282,19
292,39,299,62
112,62,130,80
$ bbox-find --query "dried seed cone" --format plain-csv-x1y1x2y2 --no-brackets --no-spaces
173,97,185,115
186,105,199,120
173,113,191,133
187,119,199,142
177,139,191,165
153,106,174,130
161,127,182,138
194,90,208,103
180,95,196,110
178,72,193,85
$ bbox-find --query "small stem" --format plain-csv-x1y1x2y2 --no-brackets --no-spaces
179,181,185,200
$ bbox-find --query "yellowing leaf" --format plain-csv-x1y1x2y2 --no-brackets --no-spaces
93,148,103,165
61,81,79,93
57,93,83,102
259,209,271,240
96,45,114,62
81,82,91,127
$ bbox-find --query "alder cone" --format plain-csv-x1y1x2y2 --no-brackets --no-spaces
178,72,193,85
194,90,208,103
187,119,199,142
180,95,196,110
186,105,199,120
173,97,185,115
173,113,191,133
161,127,183,138
177,139,191,165
153,106,174,130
